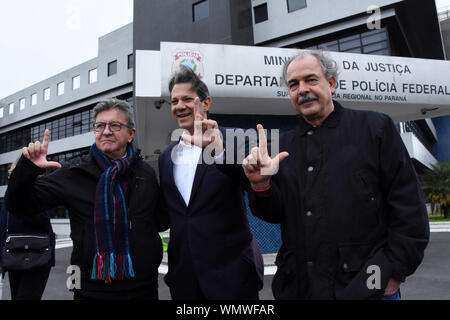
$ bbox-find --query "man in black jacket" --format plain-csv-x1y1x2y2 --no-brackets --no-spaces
242,51,429,299
5,98,169,300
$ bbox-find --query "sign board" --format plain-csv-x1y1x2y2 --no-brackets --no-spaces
158,42,450,106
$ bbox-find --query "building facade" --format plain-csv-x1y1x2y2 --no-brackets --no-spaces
0,23,134,224
131,0,447,172
131,0,448,253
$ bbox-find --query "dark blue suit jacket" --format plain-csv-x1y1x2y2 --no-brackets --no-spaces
158,127,264,299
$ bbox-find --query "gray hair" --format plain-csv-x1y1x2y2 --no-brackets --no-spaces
93,98,135,129
8,154,22,179
168,65,210,101
282,49,339,85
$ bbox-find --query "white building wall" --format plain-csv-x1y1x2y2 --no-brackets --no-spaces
401,132,438,169
251,0,402,44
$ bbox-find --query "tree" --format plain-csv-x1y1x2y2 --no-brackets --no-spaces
422,162,450,218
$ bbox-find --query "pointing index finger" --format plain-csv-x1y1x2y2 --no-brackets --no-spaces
193,97,204,121
42,129,50,152
257,124,268,158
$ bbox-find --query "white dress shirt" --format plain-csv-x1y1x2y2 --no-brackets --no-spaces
173,140,202,206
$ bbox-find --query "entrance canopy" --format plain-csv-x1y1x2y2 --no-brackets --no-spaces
136,41,450,122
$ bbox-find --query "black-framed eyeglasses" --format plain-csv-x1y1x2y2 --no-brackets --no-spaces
93,121,132,132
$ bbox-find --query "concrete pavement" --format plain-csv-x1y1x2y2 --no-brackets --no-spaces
1,223,449,300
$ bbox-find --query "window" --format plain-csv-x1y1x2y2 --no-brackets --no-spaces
0,103,101,154
193,0,209,21
19,98,25,110
361,29,389,55
31,93,37,106
310,28,390,56
72,75,80,90
46,147,90,165
58,118,66,139
339,34,361,52
9,103,14,114
89,68,97,84
57,81,65,96
287,0,306,13
254,3,268,24
127,54,134,69
318,40,339,52
44,88,51,101
108,60,117,77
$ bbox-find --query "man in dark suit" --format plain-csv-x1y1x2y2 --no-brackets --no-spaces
158,65,264,300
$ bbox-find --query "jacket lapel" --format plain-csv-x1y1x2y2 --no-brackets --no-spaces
187,126,228,206
188,160,208,207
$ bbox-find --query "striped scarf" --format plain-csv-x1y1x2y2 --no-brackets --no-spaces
90,143,135,283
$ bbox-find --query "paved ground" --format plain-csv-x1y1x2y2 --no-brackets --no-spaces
1,231,449,300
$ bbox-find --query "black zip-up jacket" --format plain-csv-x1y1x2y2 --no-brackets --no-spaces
248,101,430,300
5,148,169,294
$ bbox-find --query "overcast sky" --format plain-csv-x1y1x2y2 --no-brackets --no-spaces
0,0,133,100
0,0,449,100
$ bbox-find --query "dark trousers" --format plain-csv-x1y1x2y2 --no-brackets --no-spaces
170,280,260,300
73,285,158,300
169,280,207,300
8,266,51,300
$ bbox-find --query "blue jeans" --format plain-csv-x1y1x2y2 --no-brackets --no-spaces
381,290,401,300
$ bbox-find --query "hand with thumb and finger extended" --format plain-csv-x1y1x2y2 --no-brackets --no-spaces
22,129,62,169
242,124,289,189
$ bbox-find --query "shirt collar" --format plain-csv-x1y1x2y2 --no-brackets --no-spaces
177,139,201,151
297,100,343,136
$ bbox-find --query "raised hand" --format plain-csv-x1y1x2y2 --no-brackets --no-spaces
22,129,62,169
242,124,289,189
182,97,223,154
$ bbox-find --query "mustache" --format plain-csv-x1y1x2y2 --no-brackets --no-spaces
297,94,319,105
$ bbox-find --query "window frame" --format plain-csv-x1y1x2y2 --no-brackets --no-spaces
107,60,118,77
88,68,98,84
127,54,134,69
72,75,81,90
57,81,65,96
44,87,51,101
287,0,307,13
193,0,209,22
31,93,38,106
19,98,26,110
254,3,268,24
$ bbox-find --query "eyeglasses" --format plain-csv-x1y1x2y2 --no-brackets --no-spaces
93,121,131,132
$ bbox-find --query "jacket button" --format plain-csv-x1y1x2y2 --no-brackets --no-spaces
307,166,314,172
306,211,312,217
307,130,313,135
343,263,348,270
